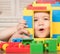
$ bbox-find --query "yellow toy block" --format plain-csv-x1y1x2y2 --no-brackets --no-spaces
52,7,60,10
57,44,60,51
26,28,34,37
52,22,60,34
26,28,34,34
19,43,22,48
34,38,52,42
2,43,9,51
32,1,52,11
3,53,6,54
23,8,33,16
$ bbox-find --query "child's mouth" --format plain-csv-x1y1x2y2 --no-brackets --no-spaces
39,28,44,33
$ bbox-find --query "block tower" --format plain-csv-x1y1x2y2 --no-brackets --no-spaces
23,0,60,41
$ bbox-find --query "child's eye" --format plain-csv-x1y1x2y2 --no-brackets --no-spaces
44,18,49,20
34,19,38,21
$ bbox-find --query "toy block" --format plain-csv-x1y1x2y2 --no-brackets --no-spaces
19,45,30,53
22,39,33,45
57,36,60,43
0,43,4,49
2,43,9,51
25,28,34,39
8,42,20,47
52,22,60,34
30,41,44,54
6,47,21,53
27,5,47,10
36,0,56,4
52,34,60,38
44,39,57,52
48,52,57,54
12,38,23,42
3,42,20,52
57,44,60,51
52,7,60,10
52,10,60,22
30,34,33,39
57,36,60,50
23,8,33,16
23,16,34,39
57,0,60,2
6,44,30,53
52,2,60,7
6,42,20,52
32,1,51,7
23,16,33,28
0,42,9,51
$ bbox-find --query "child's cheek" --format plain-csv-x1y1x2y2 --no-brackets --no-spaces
34,22,38,28
44,22,50,28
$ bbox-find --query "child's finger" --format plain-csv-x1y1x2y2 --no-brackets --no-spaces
0,40,6,43
18,29,30,36
8,34,23,42
22,29,30,36
18,19,26,25
17,24,28,31
18,24,28,28
22,35,30,39
9,35,30,42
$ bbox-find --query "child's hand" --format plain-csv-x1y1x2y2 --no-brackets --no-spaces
8,19,30,42
17,19,28,31
8,28,30,42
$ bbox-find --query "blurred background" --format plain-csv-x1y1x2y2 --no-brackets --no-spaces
0,0,34,31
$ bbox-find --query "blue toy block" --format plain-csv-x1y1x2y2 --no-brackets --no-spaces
23,16,33,28
52,34,60,38
12,38,23,42
30,34,33,39
52,10,60,22
52,2,60,6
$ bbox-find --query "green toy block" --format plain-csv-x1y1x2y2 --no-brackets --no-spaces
30,41,44,54
44,39,57,52
48,52,57,54
57,36,60,47
57,36,60,43
22,39,33,45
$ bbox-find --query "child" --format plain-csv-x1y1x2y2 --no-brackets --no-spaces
0,11,50,42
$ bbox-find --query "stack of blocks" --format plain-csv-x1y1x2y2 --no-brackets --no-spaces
0,39,58,53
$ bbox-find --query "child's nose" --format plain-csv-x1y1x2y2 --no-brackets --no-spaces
38,20,44,26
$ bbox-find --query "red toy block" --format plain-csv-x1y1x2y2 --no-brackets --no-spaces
0,43,3,48
6,42,21,52
57,0,60,2
6,44,30,53
8,42,20,47
36,0,56,4
0,42,7,49
27,5,47,10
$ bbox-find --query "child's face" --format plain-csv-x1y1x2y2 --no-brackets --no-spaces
34,12,50,38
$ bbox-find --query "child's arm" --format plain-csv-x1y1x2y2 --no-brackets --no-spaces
0,26,17,40
0,19,27,40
